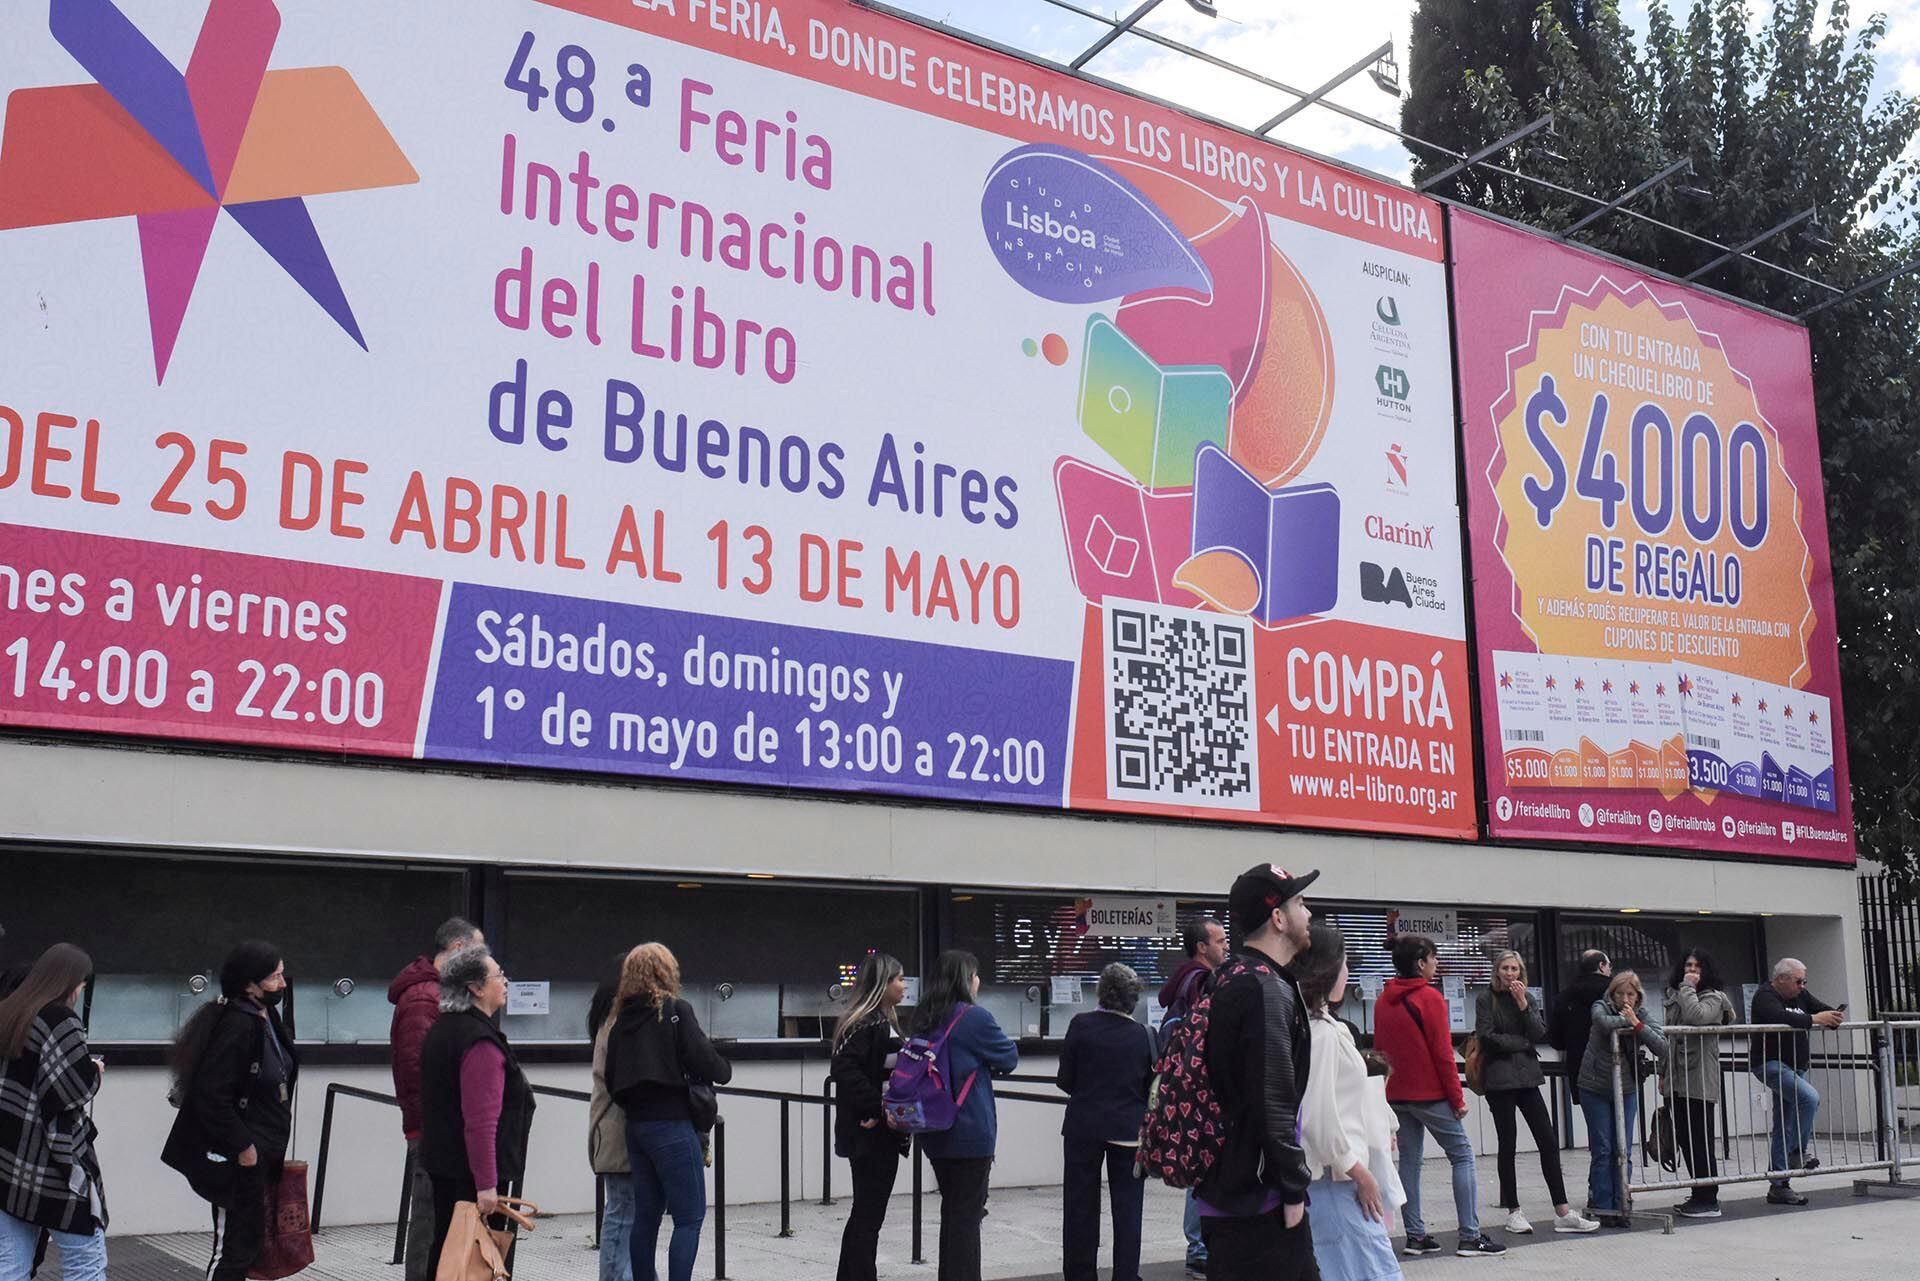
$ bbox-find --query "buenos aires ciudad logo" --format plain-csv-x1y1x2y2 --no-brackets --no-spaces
0,0,416,381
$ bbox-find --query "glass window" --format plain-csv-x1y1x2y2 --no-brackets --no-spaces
1312,903,1540,1039
950,892,1228,1038
499,872,918,1042
1557,913,1761,1024
0,847,466,1043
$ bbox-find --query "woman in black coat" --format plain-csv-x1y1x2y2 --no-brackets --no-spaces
1474,950,1596,1235
829,953,909,1281
1057,964,1154,1281
161,942,299,1281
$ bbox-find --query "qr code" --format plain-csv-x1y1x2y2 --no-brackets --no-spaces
1103,602,1259,809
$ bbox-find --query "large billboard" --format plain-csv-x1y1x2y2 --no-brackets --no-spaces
1453,211,1854,861
0,0,1473,838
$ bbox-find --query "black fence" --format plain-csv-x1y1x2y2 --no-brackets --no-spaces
1862,872,1920,1018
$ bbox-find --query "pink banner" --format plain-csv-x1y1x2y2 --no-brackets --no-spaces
1452,211,1853,862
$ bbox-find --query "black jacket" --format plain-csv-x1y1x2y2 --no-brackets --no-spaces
1057,1010,1155,1142
1750,983,1835,1073
161,1001,298,1207
605,997,732,1121
1197,947,1312,1214
1549,972,1611,1086
831,1014,906,1159
418,1007,536,1191
1475,985,1549,1093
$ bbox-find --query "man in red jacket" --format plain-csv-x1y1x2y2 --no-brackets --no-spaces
389,917,483,1281
1374,935,1503,1259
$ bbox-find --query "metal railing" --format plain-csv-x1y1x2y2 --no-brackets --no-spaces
1602,1018,1920,1232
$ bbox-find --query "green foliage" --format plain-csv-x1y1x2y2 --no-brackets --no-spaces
1404,1,1920,883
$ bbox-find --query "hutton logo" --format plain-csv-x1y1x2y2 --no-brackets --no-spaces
0,0,417,381
1375,364,1411,400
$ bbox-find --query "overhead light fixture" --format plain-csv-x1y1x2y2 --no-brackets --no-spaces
954,894,975,902
1698,909,1713,915
1678,183,1714,201
1800,214,1836,251
1369,46,1401,97
1619,907,1642,914
1526,144,1570,167
746,872,775,879
676,882,703,890
1184,0,1219,14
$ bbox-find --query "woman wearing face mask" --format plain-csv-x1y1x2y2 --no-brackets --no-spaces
162,941,299,1281
829,953,910,1281
1474,951,1598,1235
1295,923,1405,1281
0,944,105,1281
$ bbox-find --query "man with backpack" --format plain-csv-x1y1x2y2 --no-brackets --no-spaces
1193,865,1321,1281
1159,918,1227,1278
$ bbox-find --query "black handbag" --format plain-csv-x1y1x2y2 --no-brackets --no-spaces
672,1009,720,1133
1646,1101,1679,1172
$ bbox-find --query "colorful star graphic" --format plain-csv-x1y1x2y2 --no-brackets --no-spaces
1498,672,1512,690
1629,681,1641,695
1758,698,1769,712
1676,676,1693,697
0,0,416,381
1731,692,1742,707
1601,680,1613,694
1809,711,1819,725
1573,677,1585,692
1656,682,1667,696
1544,675,1557,690
1784,705,1795,719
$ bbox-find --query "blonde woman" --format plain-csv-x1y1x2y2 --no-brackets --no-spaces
604,945,732,1281
1475,952,1597,1234
1576,971,1666,1215
829,953,909,1281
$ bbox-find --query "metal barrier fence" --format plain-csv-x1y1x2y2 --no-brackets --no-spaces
1604,1018,1920,1231
309,1071,1071,1279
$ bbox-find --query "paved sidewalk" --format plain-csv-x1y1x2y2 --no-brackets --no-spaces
106,1154,1918,1281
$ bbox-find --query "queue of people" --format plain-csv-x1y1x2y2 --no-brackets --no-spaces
0,907,1859,1281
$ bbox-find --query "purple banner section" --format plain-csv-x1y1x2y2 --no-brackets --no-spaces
423,583,1076,806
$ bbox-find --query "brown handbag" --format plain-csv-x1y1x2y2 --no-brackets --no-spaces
434,1197,540,1281
246,1160,316,1280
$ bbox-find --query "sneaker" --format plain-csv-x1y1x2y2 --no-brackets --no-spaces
1456,1236,1508,1257
1552,1210,1602,1232
1767,1183,1810,1206
1185,1265,1208,1279
1503,1209,1533,1234
1673,1198,1722,1219
1402,1233,1442,1256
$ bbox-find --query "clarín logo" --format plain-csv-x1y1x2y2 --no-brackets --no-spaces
1375,295,1402,326
0,0,417,382
1004,199,1100,251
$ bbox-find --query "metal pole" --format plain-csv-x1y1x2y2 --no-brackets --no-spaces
821,1076,835,1206
1417,115,1554,193
1068,0,1166,71
911,1142,924,1264
714,1117,728,1280
779,1098,794,1238
1683,207,1816,281
1256,40,1393,134
311,1085,338,1233
1611,1029,1632,1222
1880,1020,1902,1183
391,1144,413,1265
595,1174,606,1249
1565,157,1693,236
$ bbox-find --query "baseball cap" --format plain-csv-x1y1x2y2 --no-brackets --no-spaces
1228,863,1321,933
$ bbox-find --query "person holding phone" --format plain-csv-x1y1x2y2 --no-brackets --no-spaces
1751,958,1844,1206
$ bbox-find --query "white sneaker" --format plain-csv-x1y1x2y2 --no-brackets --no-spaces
1503,1209,1533,1234
1553,1210,1602,1233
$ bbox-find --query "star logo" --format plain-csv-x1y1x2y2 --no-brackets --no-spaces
1629,681,1640,695
1573,677,1585,692
1809,711,1819,725
1498,672,1512,690
1544,675,1557,690
1656,682,1666,696
1758,698,1769,713
1601,679,1613,694
0,0,416,381
1731,692,1742,707
1784,705,1795,719
1676,676,1693,697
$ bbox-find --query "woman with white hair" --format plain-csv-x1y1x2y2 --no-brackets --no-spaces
418,945,536,1274
1056,963,1155,1281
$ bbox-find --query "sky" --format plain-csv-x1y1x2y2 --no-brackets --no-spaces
881,0,1920,188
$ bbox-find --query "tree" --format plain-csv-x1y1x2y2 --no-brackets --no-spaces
1405,0,1920,885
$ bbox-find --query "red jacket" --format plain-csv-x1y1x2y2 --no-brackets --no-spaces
1376,976,1463,1111
388,957,441,1138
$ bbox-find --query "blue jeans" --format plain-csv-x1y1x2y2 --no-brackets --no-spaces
1392,1100,1479,1240
600,1172,636,1281
625,1119,707,1281
1757,1061,1821,1178
1579,1086,1638,1212
1183,1188,1206,1266
1306,1174,1400,1281
0,1208,106,1281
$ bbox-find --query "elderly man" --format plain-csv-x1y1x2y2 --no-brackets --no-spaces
1750,957,1844,1206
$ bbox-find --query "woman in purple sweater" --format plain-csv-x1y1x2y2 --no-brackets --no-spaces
418,945,536,1273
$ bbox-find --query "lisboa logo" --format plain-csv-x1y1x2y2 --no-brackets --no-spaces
0,0,417,381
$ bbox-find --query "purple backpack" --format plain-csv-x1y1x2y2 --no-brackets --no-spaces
882,1006,978,1134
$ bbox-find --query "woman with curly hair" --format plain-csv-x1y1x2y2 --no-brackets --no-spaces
605,944,732,1281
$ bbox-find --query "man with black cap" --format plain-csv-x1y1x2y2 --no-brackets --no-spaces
1194,864,1321,1281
